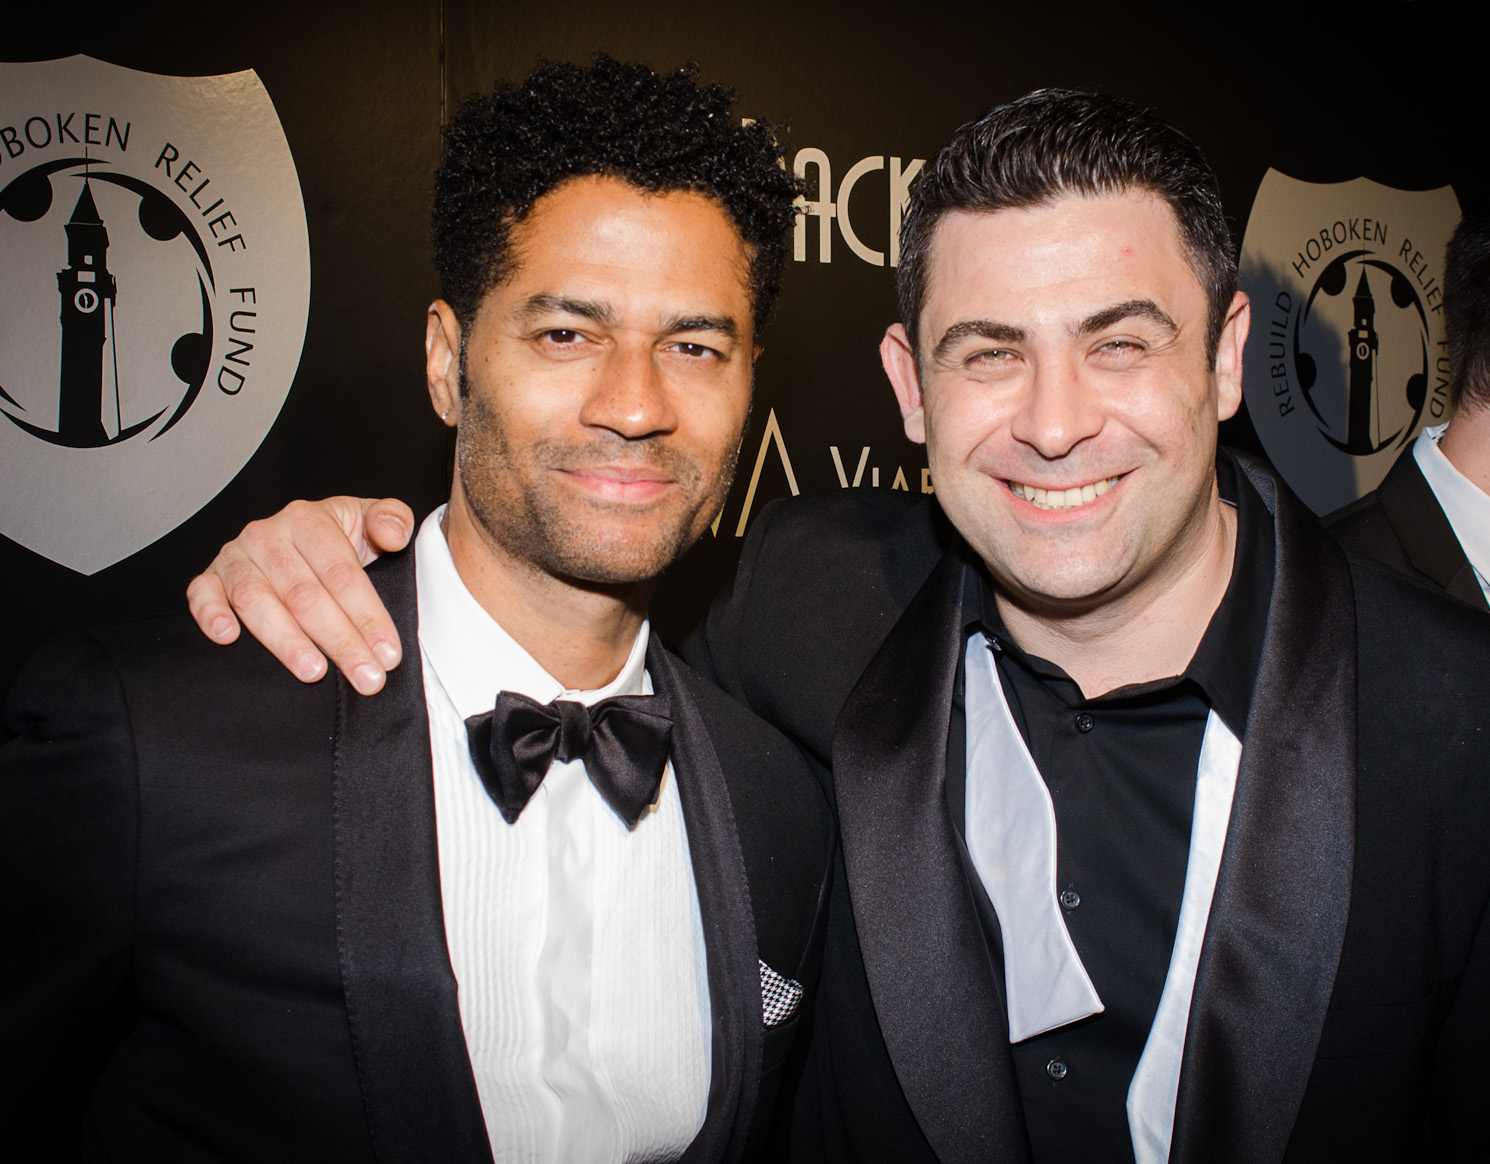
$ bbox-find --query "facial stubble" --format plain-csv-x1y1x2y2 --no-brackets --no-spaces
456,381,742,588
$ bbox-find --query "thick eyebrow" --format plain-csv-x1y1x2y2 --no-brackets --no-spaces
1076,299,1178,338
932,320,1027,362
662,314,740,340
516,294,616,325
516,296,739,341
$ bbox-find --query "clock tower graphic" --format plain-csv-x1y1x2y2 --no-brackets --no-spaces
1345,267,1380,455
55,177,119,447
0,55,310,575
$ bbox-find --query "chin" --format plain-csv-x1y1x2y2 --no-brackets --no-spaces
548,526,702,586
993,552,1127,608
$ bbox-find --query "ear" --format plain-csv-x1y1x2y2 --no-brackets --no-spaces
426,300,462,426
881,323,927,444
1214,290,1250,423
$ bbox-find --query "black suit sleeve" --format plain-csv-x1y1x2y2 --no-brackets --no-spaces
1431,871,1490,1158
1,634,138,1138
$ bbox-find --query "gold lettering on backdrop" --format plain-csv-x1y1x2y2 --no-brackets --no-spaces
787,147,927,268
829,444,871,487
794,149,835,263
838,155,885,266
733,408,799,537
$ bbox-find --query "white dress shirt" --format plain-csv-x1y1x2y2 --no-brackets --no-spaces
415,508,711,1164
1414,422,1490,603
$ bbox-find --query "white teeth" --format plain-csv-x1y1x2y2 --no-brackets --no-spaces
1010,476,1119,510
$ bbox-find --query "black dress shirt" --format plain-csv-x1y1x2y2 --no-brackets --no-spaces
948,456,1276,1162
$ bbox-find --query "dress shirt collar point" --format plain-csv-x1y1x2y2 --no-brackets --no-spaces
414,508,652,720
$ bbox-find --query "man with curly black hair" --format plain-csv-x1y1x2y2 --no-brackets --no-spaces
1,57,831,1163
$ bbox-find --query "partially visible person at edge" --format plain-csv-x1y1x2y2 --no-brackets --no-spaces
0,57,833,1163
184,89,1490,1163
1328,207,1490,610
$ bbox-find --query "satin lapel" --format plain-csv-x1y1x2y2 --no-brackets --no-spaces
333,551,492,1164
650,643,761,1164
833,546,1029,1164
1170,461,1357,1164
1378,452,1489,610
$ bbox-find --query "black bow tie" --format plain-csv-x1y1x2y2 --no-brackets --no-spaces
465,691,674,828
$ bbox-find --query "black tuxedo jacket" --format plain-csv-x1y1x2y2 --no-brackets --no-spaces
0,551,833,1163
1326,445,1489,611
691,453,1490,1164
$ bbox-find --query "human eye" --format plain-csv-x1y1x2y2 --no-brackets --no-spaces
962,346,1018,372
1091,336,1147,366
529,326,599,358
663,339,725,363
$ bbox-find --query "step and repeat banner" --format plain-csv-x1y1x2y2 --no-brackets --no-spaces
3,1,1482,692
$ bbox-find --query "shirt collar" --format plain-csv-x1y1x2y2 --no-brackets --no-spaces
414,506,651,721
966,450,1274,736
1414,422,1490,590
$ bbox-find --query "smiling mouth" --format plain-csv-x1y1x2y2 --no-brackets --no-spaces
560,464,677,502
1009,475,1121,511
569,466,671,484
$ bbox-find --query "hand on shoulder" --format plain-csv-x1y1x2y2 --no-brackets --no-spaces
185,496,413,694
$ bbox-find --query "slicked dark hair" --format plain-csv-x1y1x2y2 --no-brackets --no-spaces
897,89,1236,366
1444,209,1490,412
433,55,798,334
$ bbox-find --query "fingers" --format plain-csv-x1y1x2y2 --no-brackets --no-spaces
186,571,243,645
359,498,416,558
197,497,406,694
207,537,337,684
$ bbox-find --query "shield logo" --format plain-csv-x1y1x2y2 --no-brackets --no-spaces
0,56,309,573
1238,170,1459,516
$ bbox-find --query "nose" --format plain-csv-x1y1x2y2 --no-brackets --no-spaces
579,342,679,440
1008,356,1103,460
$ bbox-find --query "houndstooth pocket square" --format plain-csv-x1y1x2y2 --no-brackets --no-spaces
759,959,804,1027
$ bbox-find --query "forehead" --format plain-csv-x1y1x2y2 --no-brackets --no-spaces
922,191,1202,330
500,175,754,312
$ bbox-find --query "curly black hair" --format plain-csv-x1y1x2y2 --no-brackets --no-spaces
433,55,799,333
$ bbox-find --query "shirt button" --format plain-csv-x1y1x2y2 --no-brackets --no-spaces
1060,889,1081,911
1046,1059,1068,1081
983,632,1002,653
1074,712,1094,733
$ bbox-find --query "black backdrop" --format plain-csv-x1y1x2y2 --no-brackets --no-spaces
4,0,1486,696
